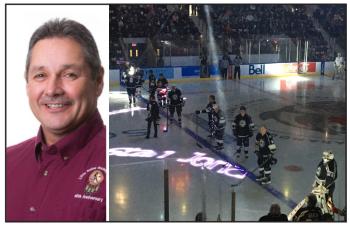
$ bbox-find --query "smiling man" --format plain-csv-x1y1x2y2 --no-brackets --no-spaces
6,19,106,221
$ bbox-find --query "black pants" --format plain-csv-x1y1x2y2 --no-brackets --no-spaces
236,136,249,154
149,86,156,97
127,88,136,103
258,154,271,179
321,62,325,75
146,118,157,137
215,128,225,146
169,104,182,121
234,66,240,79
220,68,227,79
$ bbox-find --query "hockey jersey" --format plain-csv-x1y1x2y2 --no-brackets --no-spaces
167,88,182,106
125,76,137,89
202,101,216,121
232,114,254,137
146,100,160,120
213,110,226,130
315,160,337,188
255,132,276,155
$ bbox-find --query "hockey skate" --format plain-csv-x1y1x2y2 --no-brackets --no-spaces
235,150,241,158
256,174,264,182
215,144,224,150
261,177,271,185
244,152,249,159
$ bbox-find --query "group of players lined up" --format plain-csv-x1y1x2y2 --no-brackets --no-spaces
123,68,185,138
122,66,342,219
196,98,276,185
195,96,343,219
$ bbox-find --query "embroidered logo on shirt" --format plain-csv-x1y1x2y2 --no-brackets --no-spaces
85,170,104,194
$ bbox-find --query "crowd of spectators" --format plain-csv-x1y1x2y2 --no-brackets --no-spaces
313,4,346,50
199,4,336,61
110,4,200,40
110,4,345,67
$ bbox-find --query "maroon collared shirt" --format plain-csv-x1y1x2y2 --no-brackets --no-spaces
6,110,106,221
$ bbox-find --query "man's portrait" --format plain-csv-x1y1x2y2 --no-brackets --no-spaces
6,5,108,221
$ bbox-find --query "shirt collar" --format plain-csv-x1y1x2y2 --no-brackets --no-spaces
35,110,104,162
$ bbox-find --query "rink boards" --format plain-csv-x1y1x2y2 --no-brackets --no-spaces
110,61,338,86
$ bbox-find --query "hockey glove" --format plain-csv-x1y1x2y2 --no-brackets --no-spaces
270,157,278,165
249,130,253,138
268,144,277,153
195,110,200,115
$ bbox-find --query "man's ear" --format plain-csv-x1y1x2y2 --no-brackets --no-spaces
96,66,104,97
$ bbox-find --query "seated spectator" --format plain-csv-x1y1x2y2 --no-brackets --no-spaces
195,212,206,221
293,194,323,222
259,203,288,221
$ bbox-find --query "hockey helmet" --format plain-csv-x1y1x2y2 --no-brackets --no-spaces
322,150,334,163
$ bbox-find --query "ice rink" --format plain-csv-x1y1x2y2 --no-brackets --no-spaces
109,75,346,221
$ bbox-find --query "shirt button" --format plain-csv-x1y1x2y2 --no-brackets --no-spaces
43,170,48,176
63,156,69,161
29,206,36,212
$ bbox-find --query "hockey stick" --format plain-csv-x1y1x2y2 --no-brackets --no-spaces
230,155,274,187
163,104,169,133
287,197,307,221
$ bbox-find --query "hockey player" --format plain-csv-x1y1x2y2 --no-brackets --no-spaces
145,95,160,139
255,126,277,185
333,53,345,80
156,74,169,107
201,95,216,137
148,70,157,96
124,71,137,106
313,150,337,199
232,106,254,158
157,73,169,88
167,85,183,126
135,69,144,97
212,104,226,150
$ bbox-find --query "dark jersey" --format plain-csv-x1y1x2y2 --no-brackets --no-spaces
255,132,275,155
149,74,156,88
315,160,337,188
125,76,137,89
167,88,182,106
157,78,168,88
147,100,160,120
294,206,323,222
202,101,216,120
233,114,254,137
213,110,226,130
135,73,144,87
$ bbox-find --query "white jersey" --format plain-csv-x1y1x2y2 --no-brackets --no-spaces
335,57,344,67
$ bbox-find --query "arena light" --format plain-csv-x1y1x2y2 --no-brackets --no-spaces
204,5,228,111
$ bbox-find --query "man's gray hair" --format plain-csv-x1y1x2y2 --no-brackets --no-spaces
25,18,101,80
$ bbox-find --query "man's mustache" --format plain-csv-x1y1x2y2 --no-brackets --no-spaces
39,96,73,105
